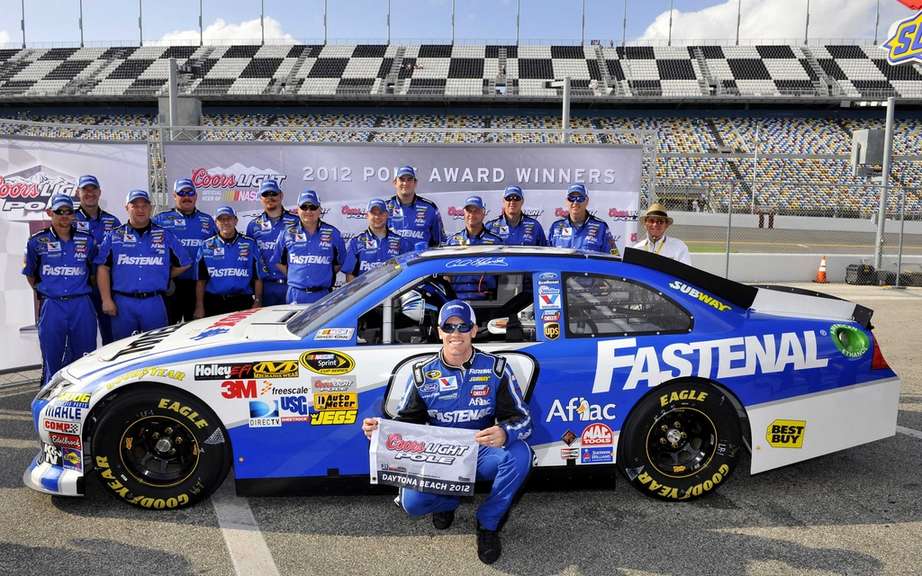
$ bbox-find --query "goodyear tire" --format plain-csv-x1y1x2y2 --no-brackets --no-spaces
91,388,230,509
618,380,742,501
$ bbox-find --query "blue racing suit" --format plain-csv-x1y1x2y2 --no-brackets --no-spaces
246,211,300,306
195,233,265,316
342,228,411,278
273,220,346,304
22,227,98,385
153,208,217,323
94,223,192,341
394,349,532,531
547,215,619,255
74,206,121,344
385,194,446,248
485,213,547,247
445,227,503,300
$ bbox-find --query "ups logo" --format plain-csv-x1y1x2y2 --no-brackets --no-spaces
544,322,560,340
252,360,299,378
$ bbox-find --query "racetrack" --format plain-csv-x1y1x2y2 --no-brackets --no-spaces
1,283,920,576
673,225,922,255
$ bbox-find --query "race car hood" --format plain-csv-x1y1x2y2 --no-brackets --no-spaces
74,306,303,375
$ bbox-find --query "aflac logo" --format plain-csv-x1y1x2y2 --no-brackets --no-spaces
883,6,922,65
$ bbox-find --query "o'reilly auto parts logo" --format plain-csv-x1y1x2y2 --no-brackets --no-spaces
0,165,75,220
299,350,355,375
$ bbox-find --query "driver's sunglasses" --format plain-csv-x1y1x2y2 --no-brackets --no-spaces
441,322,474,334
176,189,196,197
262,191,280,198
53,209,74,216
504,196,523,202
300,204,320,211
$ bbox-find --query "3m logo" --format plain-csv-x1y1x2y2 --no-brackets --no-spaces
221,380,258,399
766,419,806,448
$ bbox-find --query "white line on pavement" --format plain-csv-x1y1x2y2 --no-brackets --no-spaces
0,413,32,422
0,438,36,449
897,425,922,440
211,476,281,576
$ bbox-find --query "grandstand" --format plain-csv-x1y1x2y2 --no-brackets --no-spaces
0,42,920,218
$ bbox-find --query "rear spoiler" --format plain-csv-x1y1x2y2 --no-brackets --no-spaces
620,248,873,329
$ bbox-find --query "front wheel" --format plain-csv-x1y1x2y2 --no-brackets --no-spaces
91,388,230,509
618,381,743,501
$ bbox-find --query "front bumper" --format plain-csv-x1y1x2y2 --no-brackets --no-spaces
23,449,85,496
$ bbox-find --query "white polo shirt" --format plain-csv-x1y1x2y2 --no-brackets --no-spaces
633,235,691,265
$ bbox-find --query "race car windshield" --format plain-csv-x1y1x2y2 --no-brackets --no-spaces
287,261,401,337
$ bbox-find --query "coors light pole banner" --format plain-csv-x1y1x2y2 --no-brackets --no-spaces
164,143,642,251
0,137,149,370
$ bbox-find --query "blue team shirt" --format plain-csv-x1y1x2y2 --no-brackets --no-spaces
195,233,264,296
485,213,547,246
385,195,446,248
94,223,192,294
445,227,503,300
74,207,121,246
342,228,411,277
273,221,346,291
246,211,300,283
547,215,618,254
22,227,96,299
153,208,217,281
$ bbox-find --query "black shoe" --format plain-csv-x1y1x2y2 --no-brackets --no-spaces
476,524,502,564
432,510,455,530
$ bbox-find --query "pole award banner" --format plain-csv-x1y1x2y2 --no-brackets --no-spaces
370,419,479,496
164,142,643,251
0,137,149,371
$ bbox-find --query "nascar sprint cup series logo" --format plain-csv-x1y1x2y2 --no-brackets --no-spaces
0,165,75,220
883,2,922,65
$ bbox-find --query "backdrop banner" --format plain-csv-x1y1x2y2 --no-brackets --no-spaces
164,142,642,249
0,137,149,371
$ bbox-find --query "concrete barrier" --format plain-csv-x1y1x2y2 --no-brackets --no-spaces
691,253,922,283
671,211,922,234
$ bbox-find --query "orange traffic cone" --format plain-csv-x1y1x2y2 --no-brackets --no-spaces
814,256,828,284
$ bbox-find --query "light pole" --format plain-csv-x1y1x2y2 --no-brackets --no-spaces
199,0,203,46
581,0,586,45
735,0,741,46
667,0,674,46
622,0,627,47
79,0,84,48
516,0,520,45
804,0,810,45
261,0,264,45
20,0,25,48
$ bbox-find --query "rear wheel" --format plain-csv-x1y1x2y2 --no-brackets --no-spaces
618,380,743,501
91,388,230,509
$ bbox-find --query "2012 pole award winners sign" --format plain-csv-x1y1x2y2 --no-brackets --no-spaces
164,142,643,253
369,419,479,496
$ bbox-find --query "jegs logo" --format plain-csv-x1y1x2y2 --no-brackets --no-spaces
0,166,75,219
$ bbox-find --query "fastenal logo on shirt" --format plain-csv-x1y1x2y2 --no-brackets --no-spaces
117,255,164,266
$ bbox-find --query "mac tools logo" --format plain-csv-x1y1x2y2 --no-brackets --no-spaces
0,165,75,220
192,164,286,202
883,4,922,65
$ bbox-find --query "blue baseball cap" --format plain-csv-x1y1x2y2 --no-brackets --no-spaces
503,185,524,199
366,198,387,213
463,195,485,210
396,165,417,179
77,175,99,189
298,190,321,208
49,194,75,212
174,178,196,195
260,180,281,195
126,189,151,204
438,299,477,326
215,206,237,219
567,183,588,202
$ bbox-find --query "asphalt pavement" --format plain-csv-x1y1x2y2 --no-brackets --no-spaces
1,284,920,576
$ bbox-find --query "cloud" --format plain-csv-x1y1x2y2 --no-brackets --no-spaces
158,17,296,45
0,30,11,47
639,0,905,43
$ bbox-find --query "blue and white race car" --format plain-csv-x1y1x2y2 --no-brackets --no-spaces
25,246,900,508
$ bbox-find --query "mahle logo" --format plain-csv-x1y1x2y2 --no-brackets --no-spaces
883,8,922,65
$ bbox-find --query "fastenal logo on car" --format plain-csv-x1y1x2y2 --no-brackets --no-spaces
883,7,922,65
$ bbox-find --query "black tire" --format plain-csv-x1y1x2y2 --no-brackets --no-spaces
618,380,742,501
91,387,230,509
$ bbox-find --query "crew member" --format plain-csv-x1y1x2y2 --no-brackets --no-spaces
73,174,121,344
362,300,532,565
547,183,618,255
246,180,299,307
342,198,411,282
273,190,346,304
485,185,547,246
633,203,691,265
384,165,445,248
446,196,503,300
153,178,217,324
194,206,265,318
22,195,97,385
95,190,191,341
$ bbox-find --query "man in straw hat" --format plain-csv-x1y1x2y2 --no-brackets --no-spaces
634,203,691,265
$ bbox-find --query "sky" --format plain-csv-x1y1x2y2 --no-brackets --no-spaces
0,0,917,47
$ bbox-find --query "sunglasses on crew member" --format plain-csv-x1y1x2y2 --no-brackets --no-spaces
52,209,74,216
175,188,196,197
567,195,586,203
440,321,474,334
261,191,281,197
300,204,320,211
504,196,523,202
